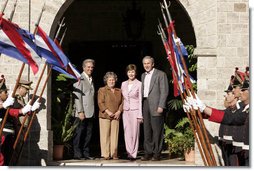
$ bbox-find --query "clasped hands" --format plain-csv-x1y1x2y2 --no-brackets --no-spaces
105,109,121,120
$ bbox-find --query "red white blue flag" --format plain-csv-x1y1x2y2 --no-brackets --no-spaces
53,39,81,80
34,26,80,80
0,14,40,74
34,26,68,68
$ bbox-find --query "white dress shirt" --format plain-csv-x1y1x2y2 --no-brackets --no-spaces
83,72,92,84
143,68,154,98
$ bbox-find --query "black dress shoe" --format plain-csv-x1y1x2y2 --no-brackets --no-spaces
128,157,136,161
141,154,152,161
151,155,161,161
84,156,95,160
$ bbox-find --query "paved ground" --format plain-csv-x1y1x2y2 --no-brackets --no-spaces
48,156,196,166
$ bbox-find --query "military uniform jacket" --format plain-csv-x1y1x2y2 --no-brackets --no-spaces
209,104,249,151
218,101,244,145
0,108,16,131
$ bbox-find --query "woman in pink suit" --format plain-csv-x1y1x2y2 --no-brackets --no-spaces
121,64,143,160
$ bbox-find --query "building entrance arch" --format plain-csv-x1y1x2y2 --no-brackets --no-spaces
46,0,196,163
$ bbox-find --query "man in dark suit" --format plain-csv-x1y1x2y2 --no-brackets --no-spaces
73,59,95,160
141,56,169,161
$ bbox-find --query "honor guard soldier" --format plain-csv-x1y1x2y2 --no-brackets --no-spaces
8,80,41,128
229,69,246,166
184,80,249,166
0,75,15,165
6,79,40,165
218,76,239,166
183,67,249,166
218,72,247,166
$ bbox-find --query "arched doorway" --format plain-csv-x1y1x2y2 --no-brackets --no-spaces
50,0,196,159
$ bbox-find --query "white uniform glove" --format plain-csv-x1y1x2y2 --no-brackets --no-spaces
21,103,32,114
195,94,206,112
2,95,15,109
186,94,198,110
183,100,191,113
31,99,41,111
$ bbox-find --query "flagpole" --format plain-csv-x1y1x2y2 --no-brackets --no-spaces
163,0,216,165
11,14,67,165
0,0,9,14
23,17,67,150
157,22,208,166
0,0,25,140
14,23,68,165
60,27,67,45
158,5,212,166
162,0,217,166
8,3,46,165
8,0,17,21
55,17,65,41
23,67,51,143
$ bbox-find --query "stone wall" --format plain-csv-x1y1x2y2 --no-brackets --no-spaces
0,0,249,166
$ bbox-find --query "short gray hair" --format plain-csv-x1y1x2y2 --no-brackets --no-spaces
142,56,154,64
82,59,95,67
103,72,118,85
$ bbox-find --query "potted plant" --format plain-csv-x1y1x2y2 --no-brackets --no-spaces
164,117,195,161
51,73,78,160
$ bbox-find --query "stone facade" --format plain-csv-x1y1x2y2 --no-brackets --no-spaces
0,0,249,166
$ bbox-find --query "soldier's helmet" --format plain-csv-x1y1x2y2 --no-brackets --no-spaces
225,75,234,92
241,79,249,91
18,79,33,90
225,85,233,93
245,66,249,80
0,74,8,93
232,67,245,88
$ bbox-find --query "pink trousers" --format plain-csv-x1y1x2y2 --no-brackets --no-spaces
122,110,140,158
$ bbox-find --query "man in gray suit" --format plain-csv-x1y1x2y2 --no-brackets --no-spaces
141,56,169,161
73,59,95,160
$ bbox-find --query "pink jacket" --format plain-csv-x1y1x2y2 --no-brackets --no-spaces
121,79,142,118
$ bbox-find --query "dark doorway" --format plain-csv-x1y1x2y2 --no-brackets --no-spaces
68,41,152,87
67,41,152,158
